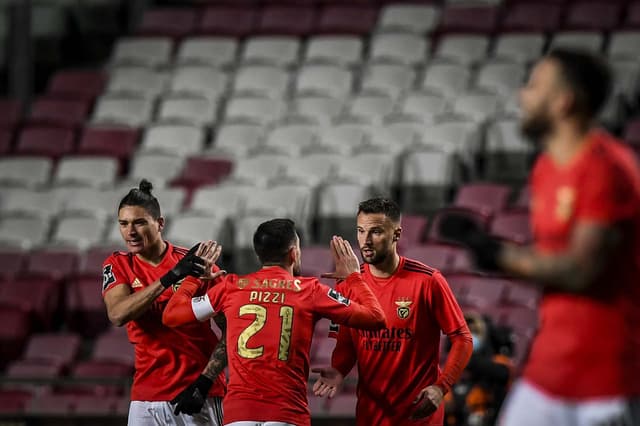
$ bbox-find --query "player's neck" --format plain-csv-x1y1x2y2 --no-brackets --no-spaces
368,251,401,279
261,263,292,275
136,240,168,266
546,119,592,166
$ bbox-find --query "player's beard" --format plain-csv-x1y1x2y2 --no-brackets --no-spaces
520,106,553,145
360,245,390,266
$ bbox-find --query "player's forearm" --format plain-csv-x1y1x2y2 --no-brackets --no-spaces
500,244,593,293
202,329,228,381
162,278,202,327
435,328,473,394
343,273,387,329
331,330,357,377
107,282,167,326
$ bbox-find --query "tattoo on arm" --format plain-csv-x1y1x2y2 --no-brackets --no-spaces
203,316,228,381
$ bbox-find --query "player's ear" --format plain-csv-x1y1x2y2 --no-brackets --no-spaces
157,216,165,232
393,226,402,242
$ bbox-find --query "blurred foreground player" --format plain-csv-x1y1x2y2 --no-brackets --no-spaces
313,198,473,425
102,180,227,425
163,219,387,426
440,49,640,425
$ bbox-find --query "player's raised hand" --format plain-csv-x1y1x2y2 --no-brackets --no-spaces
410,385,443,420
321,236,360,280
311,367,344,399
160,243,207,288
196,240,226,281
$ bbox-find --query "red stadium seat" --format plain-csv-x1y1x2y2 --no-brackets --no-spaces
0,276,60,330
494,305,539,337
437,5,500,35
626,2,640,29
453,183,512,218
502,280,540,309
513,185,530,210
47,70,107,102
490,210,532,245
21,332,81,368
137,8,197,39
69,361,133,397
462,276,506,309
0,99,23,130
563,2,622,31
91,331,134,367
27,98,90,129
26,393,76,415
403,243,473,274
327,393,357,416
307,393,329,416
74,395,123,415
256,6,316,36
397,214,428,252
14,126,75,160
315,6,378,36
0,390,33,414
5,359,63,393
300,245,333,278
0,247,27,280
501,2,563,33
311,337,336,365
80,246,119,276
0,305,31,367
199,6,258,37
66,275,111,337
24,248,80,281
0,129,12,154
169,157,234,191
77,127,139,173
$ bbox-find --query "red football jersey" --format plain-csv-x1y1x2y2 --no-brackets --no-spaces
331,257,468,426
102,241,226,401
525,130,640,398
202,267,382,426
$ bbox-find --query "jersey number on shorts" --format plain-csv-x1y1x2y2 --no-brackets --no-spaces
237,304,294,361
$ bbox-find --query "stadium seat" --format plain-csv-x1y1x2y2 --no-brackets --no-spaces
208,123,263,158
503,280,540,310
549,31,604,53
15,127,75,160
624,2,640,29
0,390,32,414
263,123,319,156
563,2,622,32
5,359,63,392
61,187,124,220
24,248,80,281
0,216,50,249
188,183,253,221
311,336,336,365
139,124,204,157
376,4,440,35
26,393,75,415
490,210,532,245
233,65,290,99
74,395,124,415
327,393,357,416
437,5,499,35
80,246,118,276
288,96,345,125
304,36,363,67
495,305,538,338
199,6,258,38
500,2,562,33
316,182,372,243
0,306,31,368
170,157,234,190
165,214,226,249
420,63,471,100
0,99,23,130
369,33,429,66
127,153,186,188
110,37,173,68
0,188,63,220
313,124,369,156
176,37,238,68
396,215,429,251
158,95,218,127
399,148,458,215
345,94,395,124
450,93,500,123
49,216,106,249
315,6,377,36
427,207,491,243
396,93,448,123
296,65,353,99
256,6,316,36
361,64,416,99
421,120,482,175
335,152,395,193
70,361,133,397
307,393,329,417
241,36,300,67
232,213,276,273
453,183,511,217
53,156,119,188
484,119,535,182
169,66,229,101
91,95,154,128
300,245,333,277
91,331,134,367
434,35,490,66
224,96,286,125
229,154,291,187
136,7,197,39
20,332,81,367
0,247,27,280
46,70,106,102
282,153,343,186
402,243,472,274
107,67,168,100
77,127,139,167
492,33,546,65
474,62,526,99
513,185,530,210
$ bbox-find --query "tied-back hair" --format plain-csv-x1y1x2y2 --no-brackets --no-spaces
547,48,612,121
118,179,161,219
253,218,297,265
357,197,401,223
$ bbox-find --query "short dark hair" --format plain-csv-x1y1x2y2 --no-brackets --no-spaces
547,48,612,120
253,218,298,265
357,198,401,223
118,179,161,219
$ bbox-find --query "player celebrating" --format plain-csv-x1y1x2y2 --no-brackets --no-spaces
440,49,640,425
313,198,473,425
102,180,227,425
162,218,387,426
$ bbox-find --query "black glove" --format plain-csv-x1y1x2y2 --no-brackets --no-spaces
438,214,503,271
160,244,206,288
170,374,213,416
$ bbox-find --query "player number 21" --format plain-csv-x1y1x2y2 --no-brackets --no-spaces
237,304,294,361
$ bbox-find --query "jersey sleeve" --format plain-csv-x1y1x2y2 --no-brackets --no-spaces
163,276,228,327
312,273,386,330
331,321,357,377
101,254,129,296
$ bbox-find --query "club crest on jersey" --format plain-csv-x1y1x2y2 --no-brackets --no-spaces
395,297,412,319
102,264,115,290
328,288,350,306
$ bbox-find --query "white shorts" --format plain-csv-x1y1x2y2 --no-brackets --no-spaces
128,397,224,426
226,423,296,426
499,380,640,426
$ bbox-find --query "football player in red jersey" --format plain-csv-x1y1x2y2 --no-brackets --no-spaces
313,198,473,425
162,218,387,426
440,49,640,425
102,180,227,425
